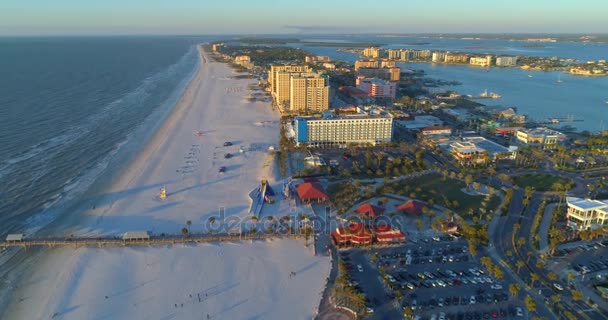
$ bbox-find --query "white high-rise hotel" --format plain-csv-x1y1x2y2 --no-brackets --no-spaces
293,107,393,147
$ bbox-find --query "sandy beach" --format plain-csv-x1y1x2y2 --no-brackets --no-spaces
1,47,330,320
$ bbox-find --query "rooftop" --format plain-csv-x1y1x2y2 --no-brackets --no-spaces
295,107,392,121
567,197,608,210
518,127,563,136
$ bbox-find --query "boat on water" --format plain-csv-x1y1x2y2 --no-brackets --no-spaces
556,74,563,83
467,90,502,99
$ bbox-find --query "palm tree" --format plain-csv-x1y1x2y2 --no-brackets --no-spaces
548,272,558,281
516,260,525,273
571,290,583,301
509,283,521,297
524,295,537,313
186,220,192,233
530,273,540,287
517,237,526,248
181,228,189,237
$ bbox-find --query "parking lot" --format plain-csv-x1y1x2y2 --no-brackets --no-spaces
339,236,527,320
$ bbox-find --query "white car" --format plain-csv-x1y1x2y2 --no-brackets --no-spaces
516,307,524,317
357,264,363,272
470,295,476,305
491,284,503,290
437,280,447,287
366,307,374,313
553,283,564,291
439,312,446,320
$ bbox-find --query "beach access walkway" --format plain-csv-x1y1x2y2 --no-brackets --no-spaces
0,232,299,250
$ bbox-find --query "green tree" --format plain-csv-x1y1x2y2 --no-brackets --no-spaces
530,273,539,287
186,220,192,233
548,272,558,281
525,295,537,313
516,260,525,273
509,283,520,297
181,227,189,237
571,290,584,301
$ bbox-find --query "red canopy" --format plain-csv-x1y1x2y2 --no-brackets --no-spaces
355,203,385,218
296,182,328,201
396,199,427,215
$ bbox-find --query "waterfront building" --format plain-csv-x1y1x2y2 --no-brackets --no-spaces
444,53,470,64
363,47,381,58
566,197,608,230
234,55,254,69
269,65,312,96
413,50,432,60
470,55,494,67
401,49,414,61
380,59,396,68
432,52,447,63
289,73,329,113
293,107,393,147
388,49,402,60
305,55,331,63
354,60,379,71
496,56,518,67
356,77,396,99
322,62,336,70
356,67,400,81
515,127,565,147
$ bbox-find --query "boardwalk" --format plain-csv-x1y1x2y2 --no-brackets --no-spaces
0,232,299,249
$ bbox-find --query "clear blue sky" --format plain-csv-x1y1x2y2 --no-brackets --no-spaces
1,0,607,36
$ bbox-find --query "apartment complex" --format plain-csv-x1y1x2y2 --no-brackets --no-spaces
432,52,447,63
269,65,312,95
470,55,494,67
515,127,565,147
357,67,400,81
354,60,379,71
380,59,396,68
363,47,381,58
305,55,331,63
289,73,330,113
234,55,254,69
388,49,401,60
356,76,397,99
444,53,470,64
496,56,518,67
293,107,394,147
567,197,608,230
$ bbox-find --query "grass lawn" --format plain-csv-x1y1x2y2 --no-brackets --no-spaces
512,173,572,191
381,173,501,217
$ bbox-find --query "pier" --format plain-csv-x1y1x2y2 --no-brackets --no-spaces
0,232,299,250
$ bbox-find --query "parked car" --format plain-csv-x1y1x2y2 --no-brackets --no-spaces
224,153,232,159
223,141,233,146
218,166,226,173
357,264,363,273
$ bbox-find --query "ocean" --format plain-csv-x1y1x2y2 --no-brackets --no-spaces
281,35,608,132
0,36,212,235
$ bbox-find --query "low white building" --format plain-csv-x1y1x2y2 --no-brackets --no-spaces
567,197,608,230
516,127,565,147
496,56,518,67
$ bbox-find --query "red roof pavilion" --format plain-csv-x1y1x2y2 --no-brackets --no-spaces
396,199,427,215
296,182,328,202
355,203,385,218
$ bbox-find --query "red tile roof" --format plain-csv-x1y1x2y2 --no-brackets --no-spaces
396,199,427,215
355,203,385,218
296,182,328,201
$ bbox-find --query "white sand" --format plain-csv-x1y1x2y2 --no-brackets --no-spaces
2,47,329,320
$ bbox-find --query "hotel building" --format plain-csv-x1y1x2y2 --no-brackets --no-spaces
354,60,379,71
567,197,608,230
289,73,329,113
470,55,494,67
293,107,394,147
432,52,447,63
444,53,470,64
356,76,397,99
269,65,312,96
363,47,381,58
496,56,518,67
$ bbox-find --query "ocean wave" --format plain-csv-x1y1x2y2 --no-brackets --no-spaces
2,45,199,236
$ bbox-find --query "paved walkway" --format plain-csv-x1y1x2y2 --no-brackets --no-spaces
539,203,557,252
